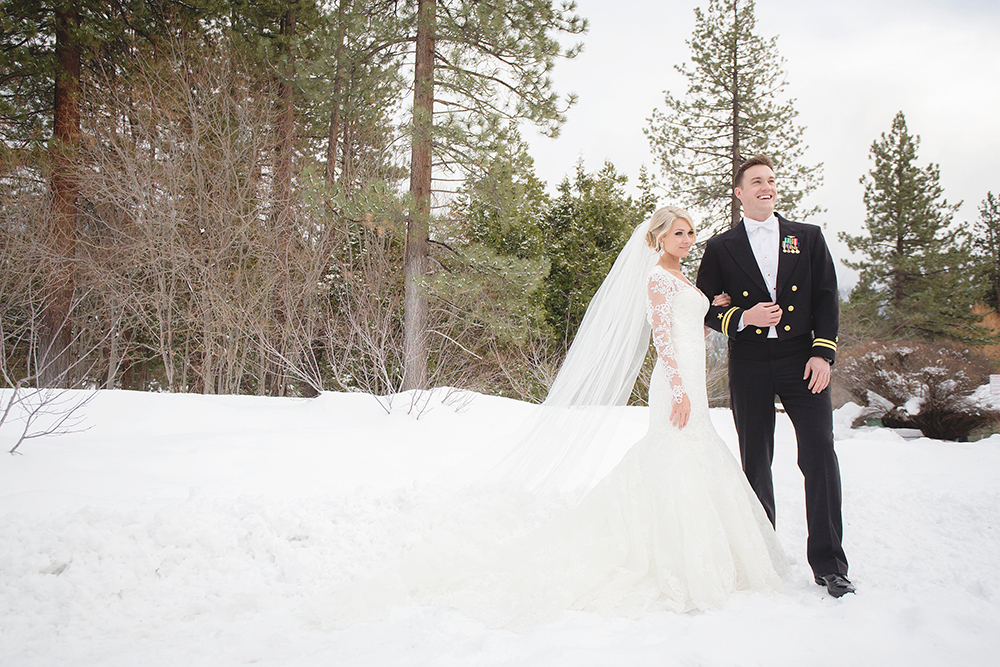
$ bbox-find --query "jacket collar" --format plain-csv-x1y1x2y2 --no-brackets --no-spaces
722,213,801,297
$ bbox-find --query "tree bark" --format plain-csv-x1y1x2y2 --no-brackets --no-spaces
326,0,349,188
40,4,82,387
274,6,296,228
730,0,741,230
270,3,297,396
402,0,434,391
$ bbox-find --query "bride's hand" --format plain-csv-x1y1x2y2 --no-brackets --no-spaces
671,393,691,429
712,292,731,307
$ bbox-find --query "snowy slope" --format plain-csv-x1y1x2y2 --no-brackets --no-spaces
1,388,998,666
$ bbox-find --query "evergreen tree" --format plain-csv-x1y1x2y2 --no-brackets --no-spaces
458,138,550,262
542,162,656,347
967,192,1000,312
300,0,407,193
0,0,172,386
400,0,586,390
645,0,821,234
839,111,978,341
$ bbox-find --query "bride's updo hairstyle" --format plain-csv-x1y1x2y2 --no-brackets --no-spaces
645,205,695,251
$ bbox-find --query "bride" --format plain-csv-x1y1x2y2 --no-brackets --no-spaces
338,206,788,627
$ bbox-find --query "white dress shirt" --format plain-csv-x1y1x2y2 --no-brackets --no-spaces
739,214,779,338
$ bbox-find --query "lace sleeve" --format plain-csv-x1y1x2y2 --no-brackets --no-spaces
647,271,685,404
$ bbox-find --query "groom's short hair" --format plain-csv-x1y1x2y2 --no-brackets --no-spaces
735,155,775,187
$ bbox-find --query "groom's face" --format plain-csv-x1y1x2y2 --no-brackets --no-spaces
734,165,777,222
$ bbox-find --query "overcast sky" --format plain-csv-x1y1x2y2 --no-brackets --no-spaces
523,0,1000,288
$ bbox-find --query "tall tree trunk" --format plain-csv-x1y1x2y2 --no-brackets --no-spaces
270,3,297,396
402,0,434,391
40,4,82,387
729,0,740,230
326,0,349,188
339,117,352,189
275,6,296,226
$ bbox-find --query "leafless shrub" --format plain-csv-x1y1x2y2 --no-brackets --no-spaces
75,38,351,396
0,178,102,453
323,211,406,407
1,387,94,454
838,340,1000,440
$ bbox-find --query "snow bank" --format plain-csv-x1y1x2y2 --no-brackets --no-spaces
1,389,999,666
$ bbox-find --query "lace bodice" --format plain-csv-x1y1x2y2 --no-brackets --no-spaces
646,266,708,404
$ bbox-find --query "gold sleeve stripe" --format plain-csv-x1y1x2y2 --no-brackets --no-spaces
721,307,740,336
813,338,837,351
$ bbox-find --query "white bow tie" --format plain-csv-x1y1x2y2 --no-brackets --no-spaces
744,216,776,235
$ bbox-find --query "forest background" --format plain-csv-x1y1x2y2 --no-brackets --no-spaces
2,0,999,424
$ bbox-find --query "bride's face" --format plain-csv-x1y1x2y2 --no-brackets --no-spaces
657,219,695,259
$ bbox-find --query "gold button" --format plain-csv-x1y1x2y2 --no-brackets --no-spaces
791,285,798,291
788,305,794,311
755,329,762,334
743,291,749,297
784,325,791,331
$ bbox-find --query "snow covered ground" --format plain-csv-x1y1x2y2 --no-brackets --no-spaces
1,388,998,666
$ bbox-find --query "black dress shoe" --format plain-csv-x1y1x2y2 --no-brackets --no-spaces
815,573,856,598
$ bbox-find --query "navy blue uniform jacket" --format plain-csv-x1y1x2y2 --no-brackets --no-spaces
695,214,839,364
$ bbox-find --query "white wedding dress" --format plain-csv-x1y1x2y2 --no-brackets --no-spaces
363,266,788,628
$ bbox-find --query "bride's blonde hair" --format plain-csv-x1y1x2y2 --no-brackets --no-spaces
645,205,695,250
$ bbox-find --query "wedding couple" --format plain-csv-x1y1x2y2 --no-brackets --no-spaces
515,153,855,609
340,156,852,626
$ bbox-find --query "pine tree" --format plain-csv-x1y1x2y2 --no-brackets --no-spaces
839,111,978,341
967,192,1000,312
542,162,656,347
645,0,821,234
302,0,406,193
400,0,586,390
0,0,167,386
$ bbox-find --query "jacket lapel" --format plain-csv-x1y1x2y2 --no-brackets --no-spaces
775,214,801,297
722,222,769,295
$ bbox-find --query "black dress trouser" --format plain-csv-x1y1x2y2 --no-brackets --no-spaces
728,335,848,577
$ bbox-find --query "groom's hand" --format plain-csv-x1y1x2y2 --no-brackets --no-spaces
743,301,782,327
803,356,831,393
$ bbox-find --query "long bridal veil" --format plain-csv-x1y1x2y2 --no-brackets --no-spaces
448,219,659,499
320,215,788,629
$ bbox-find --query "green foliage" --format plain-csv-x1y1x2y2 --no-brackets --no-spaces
407,0,587,184
543,161,656,347
0,0,202,153
298,0,408,189
645,0,821,234
458,135,550,261
435,137,551,352
430,230,549,346
839,111,981,342
445,156,662,400
966,192,1000,312
0,0,53,153
432,143,553,399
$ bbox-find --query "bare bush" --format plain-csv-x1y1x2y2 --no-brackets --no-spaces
74,39,351,396
0,190,99,452
323,211,406,404
838,340,1000,440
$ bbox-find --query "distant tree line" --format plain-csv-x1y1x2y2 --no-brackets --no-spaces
2,0,645,401
2,0,996,409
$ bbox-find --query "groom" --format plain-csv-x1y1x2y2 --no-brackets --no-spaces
696,155,854,598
